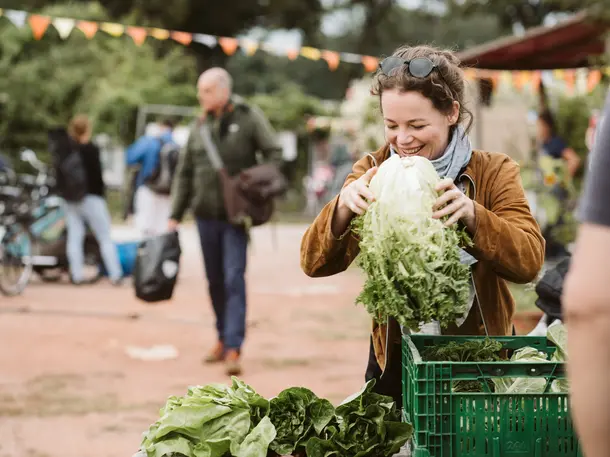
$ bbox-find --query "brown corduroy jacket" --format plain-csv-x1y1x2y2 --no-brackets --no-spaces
300,145,545,371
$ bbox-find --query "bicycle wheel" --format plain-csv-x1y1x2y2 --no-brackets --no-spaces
0,221,34,296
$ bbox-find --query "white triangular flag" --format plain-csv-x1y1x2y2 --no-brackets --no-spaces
53,17,75,39
5,9,27,28
193,33,217,48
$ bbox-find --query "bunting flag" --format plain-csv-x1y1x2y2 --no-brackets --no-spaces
587,69,602,93
218,37,238,55
286,49,299,61
300,46,321,61
77,20,98,39
127,26,147,46
0,7,607,87
5,9,27,28
150,28,169,40
171,31,193,46
101,22,124,37
28,14,51,40
193,33,217,47
322,50,340,71
361,55,379,73
53,17,75,39
240,39,258,56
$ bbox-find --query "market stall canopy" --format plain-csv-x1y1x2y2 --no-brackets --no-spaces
457,10,609,70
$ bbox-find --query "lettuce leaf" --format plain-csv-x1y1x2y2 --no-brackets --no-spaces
306,380,412,457
141,377,272,457
269,387,335,455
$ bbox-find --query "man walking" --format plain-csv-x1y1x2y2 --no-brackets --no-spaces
168,68,282,376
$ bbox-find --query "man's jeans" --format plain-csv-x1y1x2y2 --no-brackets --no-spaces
196,219,248,351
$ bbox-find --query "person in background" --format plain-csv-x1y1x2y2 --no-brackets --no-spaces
537,110,581,177
563,90,610,457
168,68,282,376
535,110,581,260
60,115,123,285
126,119,176,237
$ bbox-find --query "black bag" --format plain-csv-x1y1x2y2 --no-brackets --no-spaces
534,255,571,320
134,231,181,303
48,128,88,202
145,139,180,195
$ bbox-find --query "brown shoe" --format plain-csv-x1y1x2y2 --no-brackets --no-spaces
203,341,225,364
225,350,242,376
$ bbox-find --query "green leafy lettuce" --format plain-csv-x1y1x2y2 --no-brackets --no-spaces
351,155,471,331
269,387,335,456
141,377,275,457
305,380,412,457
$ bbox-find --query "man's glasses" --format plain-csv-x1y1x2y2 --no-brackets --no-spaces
378,56,443,81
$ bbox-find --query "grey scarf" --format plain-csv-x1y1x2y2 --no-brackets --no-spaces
390,125,472,180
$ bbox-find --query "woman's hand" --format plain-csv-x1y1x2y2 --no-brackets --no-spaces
331,167,377,238
432,178,476,233
338,167,378,215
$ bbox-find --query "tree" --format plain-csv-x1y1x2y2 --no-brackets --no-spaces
446,0,596,30
0,2,197,161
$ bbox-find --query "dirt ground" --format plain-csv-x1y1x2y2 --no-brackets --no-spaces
0,223,372,457
0,223,541,457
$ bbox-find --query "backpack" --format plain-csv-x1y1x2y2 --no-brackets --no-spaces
145,139,180,195
48,128,88,202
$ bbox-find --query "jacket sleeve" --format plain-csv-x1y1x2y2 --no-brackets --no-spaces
169,133,194,222
90,144,106,196
468,158,545,284
251,106,282,166
300,157,373,277
126,137,150,166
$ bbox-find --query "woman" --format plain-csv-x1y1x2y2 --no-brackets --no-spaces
300,44,545,404
60,115,123,285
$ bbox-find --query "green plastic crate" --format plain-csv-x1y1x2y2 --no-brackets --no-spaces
401,334,581,457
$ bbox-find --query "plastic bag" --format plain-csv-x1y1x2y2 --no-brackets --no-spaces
134,231,181,303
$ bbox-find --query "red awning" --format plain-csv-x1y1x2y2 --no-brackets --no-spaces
457,10,608,70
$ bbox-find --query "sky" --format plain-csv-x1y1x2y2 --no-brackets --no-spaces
244,0,447,51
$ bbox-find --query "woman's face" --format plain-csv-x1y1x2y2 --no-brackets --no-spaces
381,89,459,160
536,118,551,142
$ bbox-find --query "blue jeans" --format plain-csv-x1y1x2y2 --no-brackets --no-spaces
196,219,248,351
65,195,122,282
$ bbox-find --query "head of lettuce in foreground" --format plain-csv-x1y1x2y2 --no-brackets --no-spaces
300,42,545,403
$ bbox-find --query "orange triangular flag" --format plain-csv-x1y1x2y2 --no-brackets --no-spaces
77,20,99,39
587,70,602,93
362,55,379,73
28,14,51,40
171,31,192,46
531,71,542,91
322,50,340,71
286,49,299,60
565,69,576,93
127,26,147,46
218,37,239,55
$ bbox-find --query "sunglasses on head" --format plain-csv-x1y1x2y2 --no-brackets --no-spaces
378,56,444,81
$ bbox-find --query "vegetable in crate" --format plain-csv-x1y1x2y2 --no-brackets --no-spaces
268,387,335,456
140,377,275,457
351,154,472,331
306,379,413,457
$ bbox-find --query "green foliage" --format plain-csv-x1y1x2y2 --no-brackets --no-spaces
247,83,334,131
0,2,197,163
